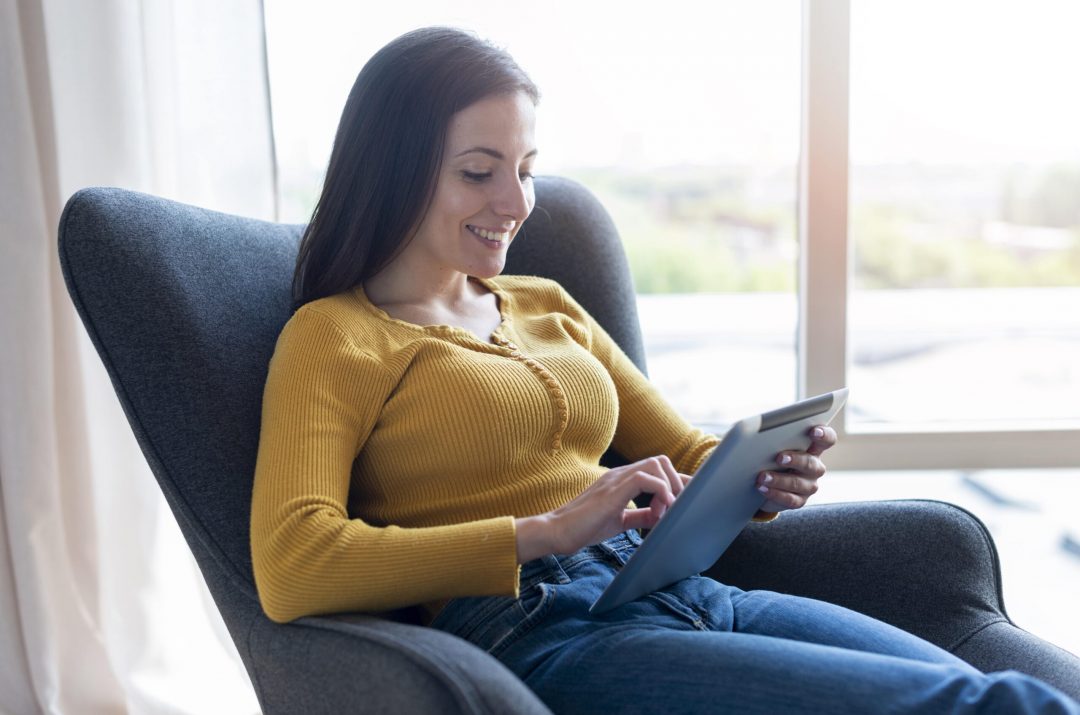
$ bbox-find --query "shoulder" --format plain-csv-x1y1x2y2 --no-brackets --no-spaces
489,274,575,313
274,290,402,372
283,291,369,345
490,275,595,347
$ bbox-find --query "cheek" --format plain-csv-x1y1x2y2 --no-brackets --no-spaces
441,185,486,223
426,178,478,226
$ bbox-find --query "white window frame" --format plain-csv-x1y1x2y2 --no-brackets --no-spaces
799,0,1079,470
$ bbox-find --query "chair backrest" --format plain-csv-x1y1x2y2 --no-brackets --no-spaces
57,177,644,637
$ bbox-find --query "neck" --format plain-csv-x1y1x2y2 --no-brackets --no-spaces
363,258,478,311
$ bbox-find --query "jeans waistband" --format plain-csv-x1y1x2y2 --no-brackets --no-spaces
519,530,643,588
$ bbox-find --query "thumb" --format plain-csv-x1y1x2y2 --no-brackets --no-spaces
622,507,659,532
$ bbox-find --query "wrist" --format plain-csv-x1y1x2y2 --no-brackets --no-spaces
514,513,555,564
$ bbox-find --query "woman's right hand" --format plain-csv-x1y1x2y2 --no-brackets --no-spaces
514,455,689,563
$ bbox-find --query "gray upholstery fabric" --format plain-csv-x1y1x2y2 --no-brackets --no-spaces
57,179,1079,712
953,622,1080,701
248,616,552,714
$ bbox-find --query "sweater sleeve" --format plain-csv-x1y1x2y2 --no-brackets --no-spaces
555,287,720,476
555,287,779,523
250,307,520,623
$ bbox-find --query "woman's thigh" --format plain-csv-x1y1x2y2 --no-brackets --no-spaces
718,583,973,668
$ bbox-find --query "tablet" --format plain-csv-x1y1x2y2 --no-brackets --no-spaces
589,388,848,615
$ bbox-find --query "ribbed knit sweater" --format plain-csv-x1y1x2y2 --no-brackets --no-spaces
250,275,720,624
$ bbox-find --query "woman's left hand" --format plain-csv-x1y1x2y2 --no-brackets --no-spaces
756,425,837,514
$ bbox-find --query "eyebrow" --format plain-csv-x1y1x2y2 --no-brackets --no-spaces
453,147,539,160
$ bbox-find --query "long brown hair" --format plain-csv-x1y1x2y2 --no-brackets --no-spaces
291,27,540,309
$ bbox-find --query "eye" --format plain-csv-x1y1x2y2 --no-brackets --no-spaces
519,170,534,182
461,170,492,183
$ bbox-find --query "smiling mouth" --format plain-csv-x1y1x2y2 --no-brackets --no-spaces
467,225,511,244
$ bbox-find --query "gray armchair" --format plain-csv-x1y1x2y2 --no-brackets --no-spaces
58,179,1080,713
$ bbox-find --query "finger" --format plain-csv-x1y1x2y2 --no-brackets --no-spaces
652,455,684,497
630,455,682,498
650,497,669,523
757,471,820,501
774,451,826,478
757,484,809,510
758,470,821,495
623,506,661,532
627,470,675,508
806,425,838,456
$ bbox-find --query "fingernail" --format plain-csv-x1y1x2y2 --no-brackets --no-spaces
813,427,824,438
763,473,774,484
778,454,792,466
757,485,769,494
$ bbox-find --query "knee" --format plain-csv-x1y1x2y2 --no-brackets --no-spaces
957,670,1080,713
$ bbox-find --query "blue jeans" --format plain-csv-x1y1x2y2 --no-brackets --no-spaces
431,531,1080,714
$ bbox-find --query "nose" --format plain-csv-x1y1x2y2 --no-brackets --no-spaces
492,172,534,224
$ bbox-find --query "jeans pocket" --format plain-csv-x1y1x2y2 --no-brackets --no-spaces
430,582,558,658
645,589,709,630
486,581,557,659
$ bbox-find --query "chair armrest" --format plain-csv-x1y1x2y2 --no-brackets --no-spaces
953,621,1080,700
247,613,553,715
705,499,1080,696
704,499,1007,652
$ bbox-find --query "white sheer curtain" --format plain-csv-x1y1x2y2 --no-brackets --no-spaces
1,1,274,712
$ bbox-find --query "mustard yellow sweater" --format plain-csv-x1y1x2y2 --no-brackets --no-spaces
251,275,720,623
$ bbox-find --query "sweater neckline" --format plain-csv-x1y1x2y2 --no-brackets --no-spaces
352,276,512,345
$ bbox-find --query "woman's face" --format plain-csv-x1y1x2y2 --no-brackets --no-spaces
407,91,537,280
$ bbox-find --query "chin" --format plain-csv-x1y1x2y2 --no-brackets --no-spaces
471,262,506,279
466,250,510,279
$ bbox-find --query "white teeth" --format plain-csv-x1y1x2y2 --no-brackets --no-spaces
470,226,510,243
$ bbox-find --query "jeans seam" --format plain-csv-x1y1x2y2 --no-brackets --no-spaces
646,591,709,630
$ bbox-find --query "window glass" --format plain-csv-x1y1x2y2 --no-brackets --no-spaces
849,1,1080,429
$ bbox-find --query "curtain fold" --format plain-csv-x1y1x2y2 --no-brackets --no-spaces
1,1,274,712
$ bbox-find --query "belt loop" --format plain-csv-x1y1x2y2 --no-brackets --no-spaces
597,530,639,559
520,553,571,587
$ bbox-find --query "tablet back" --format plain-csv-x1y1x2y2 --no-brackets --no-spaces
589,388,848,614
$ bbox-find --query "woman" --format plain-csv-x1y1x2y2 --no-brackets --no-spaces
251,26,1079,714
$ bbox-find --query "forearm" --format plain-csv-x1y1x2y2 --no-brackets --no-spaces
252,505,519,622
